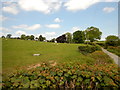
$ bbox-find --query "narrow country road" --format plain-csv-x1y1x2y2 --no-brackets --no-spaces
101,48,120,67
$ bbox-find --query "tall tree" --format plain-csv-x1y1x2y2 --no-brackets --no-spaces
43,37,46,41
26,35,30,40
30,35,34,40
21,34,26,40
50,38,56,42
85,26,102,42
73,30,85,43
65,32,72,43
1,36,5,38
56,34,66,43
6,34,12,38
38,35,45,41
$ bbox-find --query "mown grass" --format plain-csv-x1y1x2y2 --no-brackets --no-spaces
2,39,114,73
2,39,94,72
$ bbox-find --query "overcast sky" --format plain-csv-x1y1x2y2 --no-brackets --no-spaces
0,0,119,40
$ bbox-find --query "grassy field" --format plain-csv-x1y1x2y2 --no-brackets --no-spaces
2,39,113,73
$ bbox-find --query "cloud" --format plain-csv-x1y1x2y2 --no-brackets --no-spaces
42,32,56,40
104,0,119,2
2,4,19,15
62,26,81,35
15,30,26,35
0,15,9,21
18,0,62,14
0,27,11,32
64,0,100,11
12,24,28,29
12,24,41,30
45,24,60,29
64,0,118,12
54,18,62,22
72,27,81,32
44,32,56,36
27,24,41,30
35,32,56,40
103,7,115,13
0,32,4,37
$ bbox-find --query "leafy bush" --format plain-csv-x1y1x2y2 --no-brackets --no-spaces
2,63,120,89
78,45,101,55
107,46,120,57
89,51,114,64
95,42,105,47
105,40,118,47
84,41,96,46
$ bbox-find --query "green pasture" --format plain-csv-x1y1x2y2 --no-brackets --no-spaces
2,39,113,73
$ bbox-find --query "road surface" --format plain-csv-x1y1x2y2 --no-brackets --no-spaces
101,48,120,67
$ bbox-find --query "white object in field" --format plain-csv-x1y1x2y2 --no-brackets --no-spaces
44,40,47,42
55,41,57,43
33,54,40,56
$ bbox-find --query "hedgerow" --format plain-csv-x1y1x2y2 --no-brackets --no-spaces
2,62,120,89
95,42,105,47
78,45,101,55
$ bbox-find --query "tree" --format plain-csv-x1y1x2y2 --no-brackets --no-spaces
26,35,30,40
73,30,85,43
105,35,119,46
35,37,38,41
35,37,38,39
38,35,45,41
30,35,34,40
85,26,102,42
43,36,46,41
21,34,26,40
50,38,56,42
106,35,119,41
6,34,12,38
65,32,72,43
1,36,5,38
56,34,66,43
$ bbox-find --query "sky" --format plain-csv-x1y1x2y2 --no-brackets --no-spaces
0,0,119,40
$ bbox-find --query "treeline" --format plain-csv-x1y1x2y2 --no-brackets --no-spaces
2,26,119,44
1,26,102,43
1,34,46,41
55,26,102,43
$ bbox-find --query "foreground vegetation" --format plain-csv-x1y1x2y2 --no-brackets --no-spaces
2,39,119,88
2,62,120,89
3,39,115,73
107,46,120,57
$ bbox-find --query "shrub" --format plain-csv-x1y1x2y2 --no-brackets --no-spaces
78,45,101,55
84,41,96,46
107,46,120,57
2,63,120,89
89,51,114,64
95,42,105,47
105,40,118,47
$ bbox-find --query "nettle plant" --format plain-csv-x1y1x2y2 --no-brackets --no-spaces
2,63,120,89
